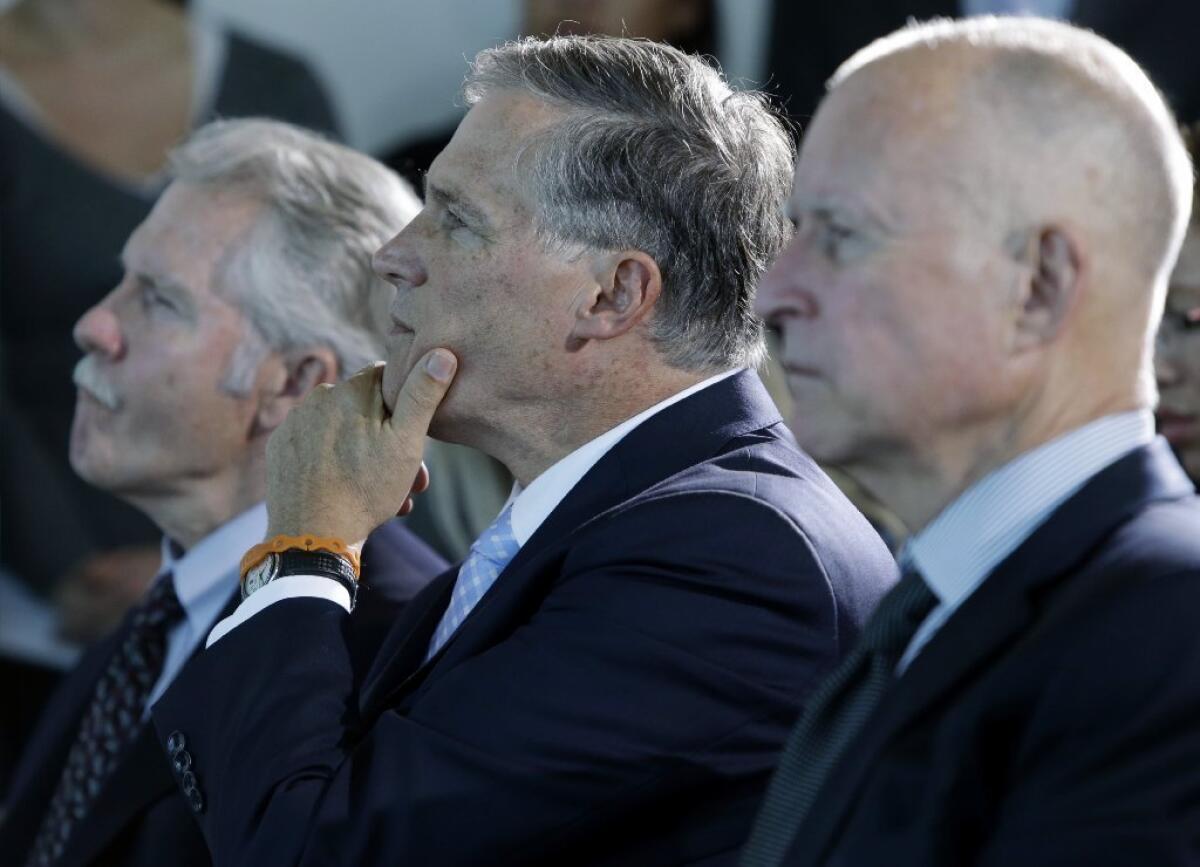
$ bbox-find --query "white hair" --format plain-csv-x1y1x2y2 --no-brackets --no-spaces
167,118,421,392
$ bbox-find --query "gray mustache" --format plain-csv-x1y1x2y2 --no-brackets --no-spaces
73,356,122,411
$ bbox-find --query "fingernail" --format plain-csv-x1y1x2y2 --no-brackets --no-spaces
425,349,456,383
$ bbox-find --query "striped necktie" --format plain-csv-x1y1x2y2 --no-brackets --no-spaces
740,569,937,867
27,572,184,867
425,506,520,661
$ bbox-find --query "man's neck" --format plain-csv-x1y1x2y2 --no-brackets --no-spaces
489,367,725,487
855,397,1143,534
124,465,266,552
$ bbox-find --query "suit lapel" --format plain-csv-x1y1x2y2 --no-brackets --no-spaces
45,589,244,867
56,727,177,867
0,622,127,860
788,439,1194,865
359,568,457,715
361,371,783,715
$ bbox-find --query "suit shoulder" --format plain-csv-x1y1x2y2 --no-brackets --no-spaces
1097,494,1200,575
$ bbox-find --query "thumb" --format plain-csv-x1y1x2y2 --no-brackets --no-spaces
385,349,457,437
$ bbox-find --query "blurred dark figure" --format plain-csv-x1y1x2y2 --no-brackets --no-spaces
766,0,1200,127
386,0,715,188
0,0,339,798
1156,122,1200,483
0,0,338,611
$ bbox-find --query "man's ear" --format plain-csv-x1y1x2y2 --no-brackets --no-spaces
1013,226,1083,352
567,250,663,350
253,347,340,435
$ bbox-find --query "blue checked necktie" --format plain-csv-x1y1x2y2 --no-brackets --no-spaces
27,572,184,867
425,505,520,661
739,569,937,867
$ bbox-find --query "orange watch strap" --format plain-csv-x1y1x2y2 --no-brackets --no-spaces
240,534,362,581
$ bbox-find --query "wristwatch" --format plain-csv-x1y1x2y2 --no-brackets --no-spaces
241,549,359,609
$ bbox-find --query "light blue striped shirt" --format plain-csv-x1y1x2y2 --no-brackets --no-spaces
897,410,1155,672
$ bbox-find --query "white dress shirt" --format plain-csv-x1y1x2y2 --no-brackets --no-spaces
145,502,267,713
897,410,1155,673
206,369,742,648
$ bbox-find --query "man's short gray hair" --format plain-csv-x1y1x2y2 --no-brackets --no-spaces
465,36,795,371
168,118,420,391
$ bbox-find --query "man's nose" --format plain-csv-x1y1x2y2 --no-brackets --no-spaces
755,248,821,323
373,228,427,289
73,302,125,360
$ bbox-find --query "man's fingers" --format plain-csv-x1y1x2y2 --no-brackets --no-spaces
412,462,431,494
342,362,388,421
385,349,458,438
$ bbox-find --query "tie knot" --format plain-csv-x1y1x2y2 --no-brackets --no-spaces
130,572,185,632
857,568,937,658
468,506,520,566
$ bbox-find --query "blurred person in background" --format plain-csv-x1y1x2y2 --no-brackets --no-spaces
745,17,1199,866
0,118,447,867
386,0,715,189
0,0,340,637
1157,122,1200,483
765,0,1200,128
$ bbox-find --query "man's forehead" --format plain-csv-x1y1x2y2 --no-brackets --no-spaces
430,90,563,204
793,81,979,227
124,182,261,295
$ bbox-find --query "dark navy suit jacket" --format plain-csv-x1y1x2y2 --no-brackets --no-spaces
147,371,898,866
777,439,1200,866
0,519,443,867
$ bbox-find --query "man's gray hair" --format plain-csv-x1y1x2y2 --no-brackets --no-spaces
465,36,795,371
168,118,420,392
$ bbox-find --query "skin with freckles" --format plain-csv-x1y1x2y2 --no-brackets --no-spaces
755,49,1175,531
1157,224,1200,480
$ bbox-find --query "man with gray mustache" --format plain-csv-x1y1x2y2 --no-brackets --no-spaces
0,118,446,867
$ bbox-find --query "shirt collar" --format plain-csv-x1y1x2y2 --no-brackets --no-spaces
507,369,742,546
159,502,269,636
902,410,1154,609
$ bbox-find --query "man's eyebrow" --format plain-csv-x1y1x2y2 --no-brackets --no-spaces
424,180,492,228
117,253,197,309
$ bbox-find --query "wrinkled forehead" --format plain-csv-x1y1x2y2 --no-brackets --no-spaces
430,90,565,213
125,181,263,301
793,62,983,225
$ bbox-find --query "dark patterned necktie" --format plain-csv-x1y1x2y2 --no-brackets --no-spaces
740,570,937,867
26,572,184,867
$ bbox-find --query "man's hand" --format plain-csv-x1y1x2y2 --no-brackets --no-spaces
265,349,458,549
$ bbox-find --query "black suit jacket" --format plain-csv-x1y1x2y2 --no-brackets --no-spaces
778,439,1200,866
766,0,1200,127
148,372,898,866
0,519,443,867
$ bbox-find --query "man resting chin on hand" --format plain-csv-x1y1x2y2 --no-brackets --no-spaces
150,35,897,867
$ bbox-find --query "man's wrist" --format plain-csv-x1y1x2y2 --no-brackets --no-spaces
241,534,362,580
241,547,360,609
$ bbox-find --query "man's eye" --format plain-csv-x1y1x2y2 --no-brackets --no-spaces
821,222,857,258
440,209,467,232
139,282,175,312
